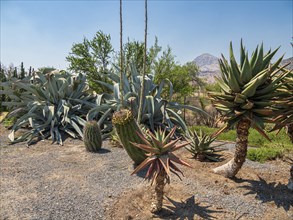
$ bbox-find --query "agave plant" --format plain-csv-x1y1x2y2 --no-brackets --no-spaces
186,129,222,162
131,127,191,213
0,69,111,145
209,41,288,177
88,64,205,133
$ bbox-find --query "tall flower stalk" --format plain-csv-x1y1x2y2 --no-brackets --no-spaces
119,0,124,108
137,0,147,123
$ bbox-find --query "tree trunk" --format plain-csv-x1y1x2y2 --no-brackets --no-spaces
151,172,165,213
288,165,293,191
213,118,251,178
287,123,293,144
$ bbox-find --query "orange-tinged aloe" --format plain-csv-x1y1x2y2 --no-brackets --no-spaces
131,127,191,212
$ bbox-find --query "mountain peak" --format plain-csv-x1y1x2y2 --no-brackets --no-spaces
192,53,220,83
193,53,219,67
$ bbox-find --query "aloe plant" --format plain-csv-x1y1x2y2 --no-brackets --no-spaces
271,69,293,191
0,69,110,145
186,129,223,162
209,41,288,177
131,127,191,212
271,70,293,143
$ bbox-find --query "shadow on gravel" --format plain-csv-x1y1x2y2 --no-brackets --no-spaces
96,148,111,154
236,176,293,211
132,164,148,178
153,195,222,220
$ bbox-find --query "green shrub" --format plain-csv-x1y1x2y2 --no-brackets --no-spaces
190,125,292,148
189,125,236,141
190,125,293,163
2,116,17,128
247,147,285,163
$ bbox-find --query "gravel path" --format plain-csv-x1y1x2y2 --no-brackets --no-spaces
0,136,147,220
0,125,292,219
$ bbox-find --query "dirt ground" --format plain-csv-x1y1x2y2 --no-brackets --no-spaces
0,124,292,220
108,151,293,220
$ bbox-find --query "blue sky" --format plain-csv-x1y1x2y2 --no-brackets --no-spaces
1,0,292,70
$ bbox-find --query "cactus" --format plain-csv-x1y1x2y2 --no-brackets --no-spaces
83,121,102,152
112,109,146,164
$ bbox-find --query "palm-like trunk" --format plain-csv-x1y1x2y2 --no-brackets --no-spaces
213,118,251,178
151,172,166,213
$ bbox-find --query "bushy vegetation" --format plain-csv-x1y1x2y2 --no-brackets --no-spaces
1,0,292,211
247,146,286,163
66,30,202,103
190,125,292,163
190,125,292,147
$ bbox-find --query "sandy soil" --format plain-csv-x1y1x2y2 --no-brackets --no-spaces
0,124,292,220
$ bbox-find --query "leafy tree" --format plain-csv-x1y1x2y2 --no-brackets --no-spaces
66,30,114,93
204,82,221,92
184,61,204,89
153,46,175,77
114,37,161,77
155,57,201,103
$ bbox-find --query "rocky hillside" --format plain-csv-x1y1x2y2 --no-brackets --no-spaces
193,54,293,83
281,57,293,70
192,53,220,83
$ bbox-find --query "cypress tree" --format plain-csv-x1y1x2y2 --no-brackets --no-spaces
20,62,25,79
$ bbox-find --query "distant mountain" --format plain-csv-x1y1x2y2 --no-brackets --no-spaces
281,57,293,70
192,54,293,84
192,53,220,83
